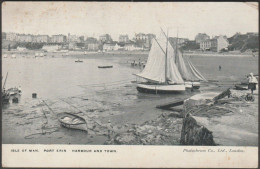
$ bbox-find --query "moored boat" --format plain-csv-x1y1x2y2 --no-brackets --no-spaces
75,59,83,63
137,83,185,94
134,29,207,94
57,112,88,131
98,65,113,68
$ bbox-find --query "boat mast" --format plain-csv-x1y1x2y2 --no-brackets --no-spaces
154,38,166,56
160,27,169,84
2,72,8,90
175,28,179,63
165,29,169,84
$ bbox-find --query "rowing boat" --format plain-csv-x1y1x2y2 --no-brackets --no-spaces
98,65,113,68
57,112,88,131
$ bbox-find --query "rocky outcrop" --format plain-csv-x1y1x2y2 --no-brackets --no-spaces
105,113,183,145
180,114,216,145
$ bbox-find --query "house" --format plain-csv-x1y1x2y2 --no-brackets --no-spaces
42,45,61,52
33,35,50,43
99,34,112,43
195,33,210,44
68,42,77,50
51,35,67,43
119,35,129,43
17,34,33,42
103,42,117,51
88,43,99,51
124,41,139,51
68,34,80,43
200,35,229,52
135,33,155,49
114,43,124,51
169,37,189,47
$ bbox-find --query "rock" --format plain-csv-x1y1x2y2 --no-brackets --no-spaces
183,92,220,113
113,133,137,145
245,93,255,102
128,129,135,132
180,114,216,145
141,139,147,144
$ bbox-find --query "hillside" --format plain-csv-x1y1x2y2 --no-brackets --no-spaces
228,33,259,52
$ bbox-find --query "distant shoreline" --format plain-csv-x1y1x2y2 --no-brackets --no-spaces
2,49,258,58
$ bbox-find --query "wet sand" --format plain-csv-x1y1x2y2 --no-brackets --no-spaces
2,51,258,145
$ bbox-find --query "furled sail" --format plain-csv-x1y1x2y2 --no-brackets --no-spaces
135,32,184,84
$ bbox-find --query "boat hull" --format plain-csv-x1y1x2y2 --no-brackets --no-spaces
137,83,186,94
57,112,88,132
60,123,88,131
98,66,113,68
185,81,200,89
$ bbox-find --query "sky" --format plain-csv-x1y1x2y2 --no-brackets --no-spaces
2,2,258,40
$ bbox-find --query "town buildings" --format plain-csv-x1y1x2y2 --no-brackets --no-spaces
33,35,50,43
42,44,61,52
6,32,18,41
51,34,67,43
87,43,99,51
169,37,189,47
200,35,229,52
195,33,210,44
103,42,117,51
99,34,112,43
68,34,80,43
17,34,34,42
119,35,129,43
135,33,155,49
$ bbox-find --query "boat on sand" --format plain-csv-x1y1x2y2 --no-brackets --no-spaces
57,112,88,131
75,59,83,63
134,29,207,94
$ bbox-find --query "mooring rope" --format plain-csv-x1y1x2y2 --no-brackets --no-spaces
58,98,105,128
24,99,60,139
78,78,135,88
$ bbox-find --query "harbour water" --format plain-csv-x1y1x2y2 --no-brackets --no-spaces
2,52,258,145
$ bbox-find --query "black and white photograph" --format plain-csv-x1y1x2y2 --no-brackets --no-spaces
1,1,259,168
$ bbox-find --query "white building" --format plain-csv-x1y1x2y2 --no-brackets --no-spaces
103,43,117,51
200,35,229,52
119,35,129,43
42,45,61,52
17,47,27,51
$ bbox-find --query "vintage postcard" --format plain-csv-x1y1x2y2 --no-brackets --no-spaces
1,1,258,168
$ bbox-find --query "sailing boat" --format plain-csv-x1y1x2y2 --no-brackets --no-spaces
174,44,207,89
134,29,207,94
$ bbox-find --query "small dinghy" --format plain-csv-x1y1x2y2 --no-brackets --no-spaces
234,84,248,90
57,112,87,131
98,65,113,68
75,59,83,63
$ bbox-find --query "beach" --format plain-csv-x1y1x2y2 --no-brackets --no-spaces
2,50,258,145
